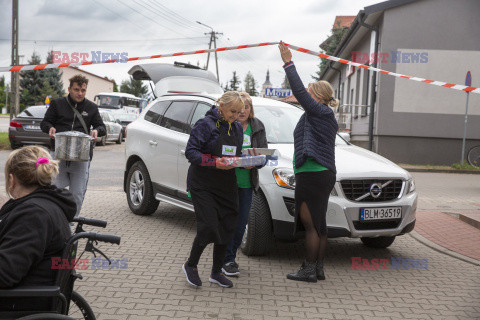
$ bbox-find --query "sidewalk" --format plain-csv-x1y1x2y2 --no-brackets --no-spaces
399,163,480,174
413,210,480,264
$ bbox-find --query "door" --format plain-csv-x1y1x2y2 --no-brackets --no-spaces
177,101,213,195
154,100,196,192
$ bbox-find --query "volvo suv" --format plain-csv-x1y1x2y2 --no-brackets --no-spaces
123,63,418,256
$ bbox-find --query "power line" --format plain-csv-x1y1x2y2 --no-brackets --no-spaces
0,36,209,44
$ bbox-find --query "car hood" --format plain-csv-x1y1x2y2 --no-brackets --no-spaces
269,143,410,180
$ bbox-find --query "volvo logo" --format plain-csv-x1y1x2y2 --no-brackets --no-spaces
370,183,382,198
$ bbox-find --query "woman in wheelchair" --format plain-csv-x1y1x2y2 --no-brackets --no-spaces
0,146,76,311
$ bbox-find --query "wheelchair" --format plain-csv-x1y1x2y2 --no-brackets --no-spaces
0,217,121,320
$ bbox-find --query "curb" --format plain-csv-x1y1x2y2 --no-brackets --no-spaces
400,168,480,174
458,214,480,230
408,231,480,266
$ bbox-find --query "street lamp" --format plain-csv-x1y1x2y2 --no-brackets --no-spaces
196,21,221,82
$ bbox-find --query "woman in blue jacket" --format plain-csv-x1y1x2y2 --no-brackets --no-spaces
183,91,244,288
279,42,339,282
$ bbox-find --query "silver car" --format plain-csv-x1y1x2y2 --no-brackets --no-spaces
123,63,418,256
96,110,123,146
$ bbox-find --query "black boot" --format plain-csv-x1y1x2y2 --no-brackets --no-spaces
316,260,326,280
287,260,317,283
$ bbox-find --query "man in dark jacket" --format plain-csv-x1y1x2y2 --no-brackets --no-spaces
41,74,106,217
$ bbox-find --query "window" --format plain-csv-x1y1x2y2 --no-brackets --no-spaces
160,101,196,133
190,102,212,128
144,101,170,124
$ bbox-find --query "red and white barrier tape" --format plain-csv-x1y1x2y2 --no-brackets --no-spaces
1,41,478,95
0,42,278,72
283,42,480,95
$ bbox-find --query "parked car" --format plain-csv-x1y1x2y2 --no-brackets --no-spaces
8,105,50,149
96,110,123,146
124,63,418,255
112,112,138,139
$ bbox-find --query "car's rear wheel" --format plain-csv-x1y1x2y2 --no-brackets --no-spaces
241,189,273,256
10,142,21,150
126,161,159,216
115,132,122,144
361,236,396,248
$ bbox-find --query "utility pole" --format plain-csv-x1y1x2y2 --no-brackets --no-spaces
196,21,222,82
11,0,20,120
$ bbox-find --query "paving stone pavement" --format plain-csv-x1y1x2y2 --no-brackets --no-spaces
73,190,480,320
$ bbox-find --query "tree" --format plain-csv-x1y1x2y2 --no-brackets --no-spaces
0,76,5,108
313,21,349,81
44,51,65,98
229,71,241,91
243,72,258,96
119,76,148,97
282,75,291,89
20,52,44,106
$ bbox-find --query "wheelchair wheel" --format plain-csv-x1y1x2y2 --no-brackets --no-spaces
18,314,76,320
68,291,96,320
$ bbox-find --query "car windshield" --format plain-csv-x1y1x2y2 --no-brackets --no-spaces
18,106,48,118
254,105,347,145
98,96,121,109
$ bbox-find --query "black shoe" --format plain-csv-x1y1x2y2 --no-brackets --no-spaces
183,262,202,287
209,273,233,288
316,261,326,280
222,262,240,276
286,260,317,283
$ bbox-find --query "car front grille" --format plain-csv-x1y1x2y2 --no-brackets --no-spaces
340,179,404,202
353,220,401,230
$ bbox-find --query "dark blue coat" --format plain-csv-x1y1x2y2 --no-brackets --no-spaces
284,62,338,174
185,106,243,191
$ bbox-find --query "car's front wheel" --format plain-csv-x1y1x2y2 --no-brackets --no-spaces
116,132,122,144
241,189,274,256
126,161,159,216
361,236,396,248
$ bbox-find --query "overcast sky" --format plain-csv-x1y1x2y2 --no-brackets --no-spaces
0,0,381,94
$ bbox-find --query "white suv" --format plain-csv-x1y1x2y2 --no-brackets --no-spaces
124,63,418,256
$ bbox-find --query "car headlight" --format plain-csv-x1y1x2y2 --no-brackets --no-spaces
407,178,416,194
273,168,295,189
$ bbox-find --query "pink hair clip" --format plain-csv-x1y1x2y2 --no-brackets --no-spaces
35,157,50,168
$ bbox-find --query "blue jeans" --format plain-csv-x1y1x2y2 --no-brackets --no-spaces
224,187,253,264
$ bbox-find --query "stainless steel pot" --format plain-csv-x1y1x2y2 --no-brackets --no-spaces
54,131,92,161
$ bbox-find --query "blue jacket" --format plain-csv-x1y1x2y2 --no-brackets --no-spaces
284,62,338,174
185,106,243,190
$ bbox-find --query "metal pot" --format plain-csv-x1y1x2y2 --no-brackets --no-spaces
54,131,92,161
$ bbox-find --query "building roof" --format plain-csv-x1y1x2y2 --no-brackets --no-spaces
333,16,356,29
263,70,272,86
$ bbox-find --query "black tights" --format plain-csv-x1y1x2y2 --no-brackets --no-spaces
300,202,327,263
187,237,227,274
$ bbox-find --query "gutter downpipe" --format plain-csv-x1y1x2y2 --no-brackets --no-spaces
359,14,379,152
329,63,342,129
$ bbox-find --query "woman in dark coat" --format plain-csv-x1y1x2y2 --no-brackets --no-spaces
182,91,245,288
0,146,76,310
279,42,339,282
222,92,268,277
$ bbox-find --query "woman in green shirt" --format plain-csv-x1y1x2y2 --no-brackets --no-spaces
222,92,268,277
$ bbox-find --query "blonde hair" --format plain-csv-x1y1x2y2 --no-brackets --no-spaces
216,91,245,112
5,146,59,197
308,80,339,109
239,92,255,119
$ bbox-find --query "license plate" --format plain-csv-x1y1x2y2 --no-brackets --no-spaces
360,207,402,221
24,125,41,130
